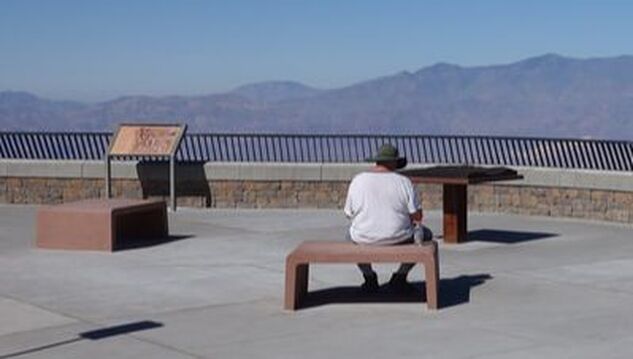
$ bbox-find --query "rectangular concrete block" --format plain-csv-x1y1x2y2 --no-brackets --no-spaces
560,170,633,192
320,163,372,181
0,161,8,177
238,162,321,181
204,162,240,180
82,160,139,179
111,162,140,179
6,160,83,178
81,161,106,179
115,162,139,179
499,167,633,192
494,167,558,187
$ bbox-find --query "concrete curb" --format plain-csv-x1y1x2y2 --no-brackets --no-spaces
1,160,632,192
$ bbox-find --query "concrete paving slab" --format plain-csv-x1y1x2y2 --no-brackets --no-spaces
200,317,534,359
0,321,196,359
128,298,534,359
1,205,633,358
436,272,633,343
0,252,284,321
481,334,633,359
527,257,633,294
171,207,351,234
0,205,37,253
0,297,76,337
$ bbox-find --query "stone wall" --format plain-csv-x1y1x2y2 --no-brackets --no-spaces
1,160,632,223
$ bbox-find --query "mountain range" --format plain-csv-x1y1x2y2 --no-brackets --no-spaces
2,53,633,140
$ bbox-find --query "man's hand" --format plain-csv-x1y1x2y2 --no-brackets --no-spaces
410,209,423,225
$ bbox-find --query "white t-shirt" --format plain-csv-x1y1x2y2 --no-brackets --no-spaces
344,171,422,245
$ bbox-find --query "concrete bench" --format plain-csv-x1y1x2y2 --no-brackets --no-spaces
36,199,168,251
284,240,439,310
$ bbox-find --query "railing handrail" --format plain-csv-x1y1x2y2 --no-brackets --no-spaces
2,130,631,145
1,131,632,172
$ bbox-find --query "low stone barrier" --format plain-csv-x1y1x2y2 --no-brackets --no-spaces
0,160,631,223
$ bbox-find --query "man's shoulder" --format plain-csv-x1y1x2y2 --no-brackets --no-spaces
351,171,412,184
353,170,408,177
386,171,413,183
351,171,373,181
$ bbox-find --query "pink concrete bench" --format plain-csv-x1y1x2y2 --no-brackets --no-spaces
36,199,168,251
285,240,439,310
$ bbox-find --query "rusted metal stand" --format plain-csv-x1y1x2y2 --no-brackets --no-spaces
442,184,468,244
401,166,523,244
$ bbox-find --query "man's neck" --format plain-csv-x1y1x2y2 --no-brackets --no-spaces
372,164,396,172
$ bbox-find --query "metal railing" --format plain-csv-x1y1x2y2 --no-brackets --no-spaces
1,132,632,171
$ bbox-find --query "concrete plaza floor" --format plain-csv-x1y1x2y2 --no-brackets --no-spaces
1,205,633,358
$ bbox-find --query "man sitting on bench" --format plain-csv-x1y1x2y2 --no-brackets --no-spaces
344,143,431,293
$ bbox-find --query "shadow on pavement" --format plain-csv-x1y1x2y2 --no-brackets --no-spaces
439,273,493,309
0,321,163,359
116,234,194,251
467,229,557,244
300,273,493,310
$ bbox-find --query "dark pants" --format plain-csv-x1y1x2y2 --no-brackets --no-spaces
352,226,433,278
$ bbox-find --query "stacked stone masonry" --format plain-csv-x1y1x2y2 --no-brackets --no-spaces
1,176,631,223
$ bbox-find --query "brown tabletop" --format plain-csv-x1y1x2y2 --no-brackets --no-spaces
400,166,523,244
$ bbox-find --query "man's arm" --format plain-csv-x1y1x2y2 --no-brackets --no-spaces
343,178,357,219
404,176,422,225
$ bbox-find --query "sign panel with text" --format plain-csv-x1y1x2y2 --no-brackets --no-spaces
109,124,185,157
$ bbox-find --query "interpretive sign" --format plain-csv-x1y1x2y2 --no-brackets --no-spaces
105,123,187,211
109,125,185,156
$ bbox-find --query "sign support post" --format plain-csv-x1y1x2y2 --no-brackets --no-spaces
169,154,176,211
105,155,111,198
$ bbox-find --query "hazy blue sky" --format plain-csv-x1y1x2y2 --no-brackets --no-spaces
1,0,632,101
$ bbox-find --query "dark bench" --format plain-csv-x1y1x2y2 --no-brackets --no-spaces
36,199,168,251
284,240,439,310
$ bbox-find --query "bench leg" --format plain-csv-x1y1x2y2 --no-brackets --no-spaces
423,246,440,310
284,260,309,310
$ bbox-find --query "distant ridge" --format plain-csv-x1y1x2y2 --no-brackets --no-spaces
231,81,322,103
2,54,633,140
